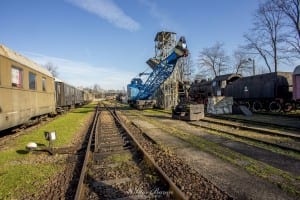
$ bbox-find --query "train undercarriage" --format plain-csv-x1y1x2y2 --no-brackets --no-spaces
128,99,156,110
235,99,300,113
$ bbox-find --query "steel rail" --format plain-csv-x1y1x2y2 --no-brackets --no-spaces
206,114,300,132
189,121,300,154
200,117,300,141
253,111,300,119
74,107,99,200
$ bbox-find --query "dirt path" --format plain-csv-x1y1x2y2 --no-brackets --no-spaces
200,134,300,176
124,115,297,200
143,113,300,176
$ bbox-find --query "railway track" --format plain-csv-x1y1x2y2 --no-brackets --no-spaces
202,116,300,140
190,116,300,153
253,111,300,119
74,104,232,200
83,109,176,199
206,114,300,132
142,109,300,153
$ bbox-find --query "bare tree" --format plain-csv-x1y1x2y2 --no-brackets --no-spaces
93,84,104,98
272,0,300,55
178,53,195,82
43,62,58,77
93,84,102,93
244,0,287,72
256,65,271,74
197,42,230,78
232,49,254,76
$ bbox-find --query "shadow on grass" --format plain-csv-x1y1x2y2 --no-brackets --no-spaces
16,150,29,154
71,109,94,114
105,106,133,111
144,115,172,120
16,143,47,154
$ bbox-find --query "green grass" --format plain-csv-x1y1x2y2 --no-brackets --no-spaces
107,153,132,163
144,109,172,115
0,104,95,199
0,164,60,199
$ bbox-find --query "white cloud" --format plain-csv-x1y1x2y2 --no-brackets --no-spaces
138,0,175,30
66,0,140,31
24,52,135,90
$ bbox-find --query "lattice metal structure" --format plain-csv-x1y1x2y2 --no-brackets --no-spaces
135,51,180,100
154,31,177,60
152,32,186,109
127,32,189,109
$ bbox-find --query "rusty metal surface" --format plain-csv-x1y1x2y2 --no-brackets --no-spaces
74,108,99,200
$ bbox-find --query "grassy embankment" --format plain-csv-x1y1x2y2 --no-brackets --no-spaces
0,104,95,199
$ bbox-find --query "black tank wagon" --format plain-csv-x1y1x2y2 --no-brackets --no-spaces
224,72,293,112
189,70,298,112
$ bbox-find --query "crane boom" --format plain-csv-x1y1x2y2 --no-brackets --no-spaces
127,36,188,109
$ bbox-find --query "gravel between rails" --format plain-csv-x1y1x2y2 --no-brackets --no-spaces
83,110,172,199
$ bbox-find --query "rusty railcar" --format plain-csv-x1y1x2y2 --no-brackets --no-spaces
0,45,56,131
55,79,85,112
74,88,84,106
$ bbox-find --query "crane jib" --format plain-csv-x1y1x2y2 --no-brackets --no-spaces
135,51,181,100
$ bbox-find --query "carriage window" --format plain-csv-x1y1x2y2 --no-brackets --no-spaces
11,66,23,88
29,72,36,90
42,77,46,91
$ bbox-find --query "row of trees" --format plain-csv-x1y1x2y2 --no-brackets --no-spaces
196,0,300,79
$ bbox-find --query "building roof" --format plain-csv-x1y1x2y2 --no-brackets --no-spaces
0,44,53,77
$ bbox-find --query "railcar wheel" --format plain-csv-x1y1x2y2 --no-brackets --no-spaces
296,102,300,110
244,102,251,110
283,102,293,112
252,101,262,112
269,101,281,112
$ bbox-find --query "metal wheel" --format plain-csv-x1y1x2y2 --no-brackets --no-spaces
244,101,251,110
252,101,262,112
269,101,281,112
283,102,293,112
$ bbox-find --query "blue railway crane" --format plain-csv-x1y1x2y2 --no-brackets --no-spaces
127,36,188,109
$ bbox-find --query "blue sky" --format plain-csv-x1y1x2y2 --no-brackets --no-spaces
1,0,265,90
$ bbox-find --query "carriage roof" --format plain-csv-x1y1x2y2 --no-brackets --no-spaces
0,44,53,77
